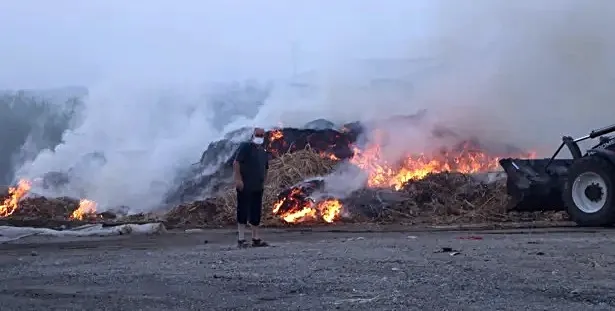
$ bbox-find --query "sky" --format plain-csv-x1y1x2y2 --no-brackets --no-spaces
0,0,427,89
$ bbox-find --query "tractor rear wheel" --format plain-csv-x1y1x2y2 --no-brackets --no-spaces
563,155,615,226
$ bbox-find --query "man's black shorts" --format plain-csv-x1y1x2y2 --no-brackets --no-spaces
236,189,264,226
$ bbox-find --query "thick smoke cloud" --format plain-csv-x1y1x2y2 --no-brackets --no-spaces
0,88,85,185
1,1,614,211
410,0,615,154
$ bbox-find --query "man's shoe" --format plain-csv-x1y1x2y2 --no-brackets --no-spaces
252,239,269,247
237,240,249,248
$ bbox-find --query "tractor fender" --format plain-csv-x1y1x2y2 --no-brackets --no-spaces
587,149,615,166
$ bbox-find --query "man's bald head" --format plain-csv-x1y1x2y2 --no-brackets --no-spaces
253,128,265,137
251,127,265,145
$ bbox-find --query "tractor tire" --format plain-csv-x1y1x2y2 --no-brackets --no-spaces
562,155,615,226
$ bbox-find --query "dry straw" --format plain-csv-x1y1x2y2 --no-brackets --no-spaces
216,146,338,225
2,147,569,228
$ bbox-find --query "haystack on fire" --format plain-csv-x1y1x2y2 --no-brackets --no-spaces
11,115,615,228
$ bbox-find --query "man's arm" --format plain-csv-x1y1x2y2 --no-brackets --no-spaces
263,159,269,182
233,160,242,183
233,143,247,184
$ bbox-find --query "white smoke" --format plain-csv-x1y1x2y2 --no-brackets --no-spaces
3,0,615,211
408,0,615,154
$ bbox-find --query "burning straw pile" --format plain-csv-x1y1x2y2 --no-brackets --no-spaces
168,148,565,228
344,173,510,224
0,119,567,228
343,172,567,225
167,147,338,227
5,196,80,220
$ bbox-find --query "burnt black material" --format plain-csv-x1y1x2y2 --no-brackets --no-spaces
264,128,359,159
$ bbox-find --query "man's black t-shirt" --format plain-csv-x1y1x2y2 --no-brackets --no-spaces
235,142,269,191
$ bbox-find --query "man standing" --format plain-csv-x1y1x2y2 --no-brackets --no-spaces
233,127,269,248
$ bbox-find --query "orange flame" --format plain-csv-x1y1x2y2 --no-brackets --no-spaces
269,129,283,141
318,152,339,160
69,199,98,220
266,129,286,156
317,199,342,223
0,179,32,217
272,186,342,224
268,127,535,224
350,143,505,190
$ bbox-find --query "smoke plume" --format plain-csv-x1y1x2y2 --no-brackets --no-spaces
2,0,614,211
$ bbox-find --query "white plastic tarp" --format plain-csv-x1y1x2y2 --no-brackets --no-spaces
0,223,166,243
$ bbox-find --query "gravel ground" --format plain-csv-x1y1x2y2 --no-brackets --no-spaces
1,226,615,310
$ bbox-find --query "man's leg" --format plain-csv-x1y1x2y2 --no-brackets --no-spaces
249,189,268,247
236,189,249,248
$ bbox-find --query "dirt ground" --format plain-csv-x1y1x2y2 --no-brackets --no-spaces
1,225,615,311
